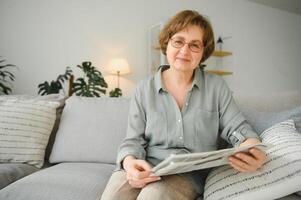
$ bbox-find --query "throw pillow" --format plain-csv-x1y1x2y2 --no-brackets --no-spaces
204,120,301,200
239,105,301,134
49,96,130,164
0,95,60,168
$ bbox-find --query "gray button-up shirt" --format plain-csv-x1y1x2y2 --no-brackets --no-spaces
117,65,259,194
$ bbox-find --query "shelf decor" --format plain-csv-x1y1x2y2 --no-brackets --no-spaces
206,36,233,76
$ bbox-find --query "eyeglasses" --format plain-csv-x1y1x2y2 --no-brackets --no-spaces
170,38,203,53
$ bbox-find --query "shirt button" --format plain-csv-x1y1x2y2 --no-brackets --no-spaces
178,119,181,123
185,103,188,106
179,136,183,140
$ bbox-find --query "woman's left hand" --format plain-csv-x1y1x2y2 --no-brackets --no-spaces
228,138,267,173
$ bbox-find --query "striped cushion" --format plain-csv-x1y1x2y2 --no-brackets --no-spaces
204,120,301,200
0,96,60,168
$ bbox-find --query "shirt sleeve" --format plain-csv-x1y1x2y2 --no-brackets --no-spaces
217,80,260,147
116,84,148,169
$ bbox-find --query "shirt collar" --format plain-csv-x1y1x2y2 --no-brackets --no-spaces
192,67,203,90
154,65,203,93
154,65,169,93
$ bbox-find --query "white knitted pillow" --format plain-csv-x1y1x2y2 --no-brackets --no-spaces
0,96,60,168
204,120,301,200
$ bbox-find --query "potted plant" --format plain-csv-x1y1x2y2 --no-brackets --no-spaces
0,57,17,95
38,62,109,97
109,88,122,97
38,67,73,96
71,61,108,97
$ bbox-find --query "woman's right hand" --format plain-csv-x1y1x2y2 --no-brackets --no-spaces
123,155,161,188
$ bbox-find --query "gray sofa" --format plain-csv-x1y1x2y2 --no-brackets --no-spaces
0,93,301,200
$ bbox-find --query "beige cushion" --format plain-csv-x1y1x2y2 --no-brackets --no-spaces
0,95,60,168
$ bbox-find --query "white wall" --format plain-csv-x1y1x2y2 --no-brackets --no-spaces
0,0,300,97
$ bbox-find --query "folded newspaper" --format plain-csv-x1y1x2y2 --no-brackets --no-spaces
152,143,271,176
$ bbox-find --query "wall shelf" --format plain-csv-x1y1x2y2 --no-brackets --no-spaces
208,37,233,75
205,70,233,76
212,51,232,57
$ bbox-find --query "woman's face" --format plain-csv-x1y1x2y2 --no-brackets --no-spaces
166,25,204,73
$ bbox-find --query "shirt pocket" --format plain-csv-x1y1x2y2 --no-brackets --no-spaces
194,109,219,148
145,111,167,145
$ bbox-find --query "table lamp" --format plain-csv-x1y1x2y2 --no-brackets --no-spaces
107,58,131,97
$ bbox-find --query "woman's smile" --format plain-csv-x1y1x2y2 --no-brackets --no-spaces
176,57,190,62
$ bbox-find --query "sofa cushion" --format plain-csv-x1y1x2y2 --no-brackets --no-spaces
0,162,115,200
0,95,61,168
277,194,301,200
0,163,39,189
239,105,301,134
203,120,301,200
49,96,130,164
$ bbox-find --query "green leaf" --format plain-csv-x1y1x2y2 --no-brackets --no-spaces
109,88,122,97
0,82,12,95
37,67,73,96
0,58,16,94
71,61,108,97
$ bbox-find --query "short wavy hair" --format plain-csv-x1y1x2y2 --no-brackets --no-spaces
159,10,215,64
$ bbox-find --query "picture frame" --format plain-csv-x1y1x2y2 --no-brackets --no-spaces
148,22,167,76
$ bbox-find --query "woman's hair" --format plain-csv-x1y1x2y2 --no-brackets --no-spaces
159,10,215,64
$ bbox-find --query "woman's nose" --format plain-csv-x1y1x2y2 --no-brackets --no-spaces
179,43,190,54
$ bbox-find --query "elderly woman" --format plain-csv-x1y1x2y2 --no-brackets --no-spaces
101,10,266,200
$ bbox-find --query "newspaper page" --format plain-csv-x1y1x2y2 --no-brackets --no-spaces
152,143,271,176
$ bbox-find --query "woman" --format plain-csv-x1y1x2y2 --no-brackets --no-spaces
101,10,266,200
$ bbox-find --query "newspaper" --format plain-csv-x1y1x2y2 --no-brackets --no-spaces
151,143,271,176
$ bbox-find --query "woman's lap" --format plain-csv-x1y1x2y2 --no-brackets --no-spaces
101,171,197,200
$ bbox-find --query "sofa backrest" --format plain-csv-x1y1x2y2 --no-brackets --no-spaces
47,91,301,165
234,90,301,112
49,96,130,165
234,91,301,134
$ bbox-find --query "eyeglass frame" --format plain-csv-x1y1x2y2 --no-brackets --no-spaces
169,37,204,53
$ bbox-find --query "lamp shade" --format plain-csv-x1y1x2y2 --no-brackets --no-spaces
107,58,131,75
